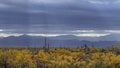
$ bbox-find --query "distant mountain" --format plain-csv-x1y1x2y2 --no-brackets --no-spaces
0,35,119,47
49,34,120,41
109,43,120,48
99,34,120,41
51,35,98,41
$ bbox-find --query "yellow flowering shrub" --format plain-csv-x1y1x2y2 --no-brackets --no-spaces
0,47,119,68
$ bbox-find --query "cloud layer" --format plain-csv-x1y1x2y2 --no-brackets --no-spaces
0,0,120,39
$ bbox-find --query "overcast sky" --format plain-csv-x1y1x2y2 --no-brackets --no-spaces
0,0,120,37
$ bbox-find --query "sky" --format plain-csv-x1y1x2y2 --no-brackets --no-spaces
0,0,120,38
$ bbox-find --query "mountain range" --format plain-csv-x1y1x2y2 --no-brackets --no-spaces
0,34,119,47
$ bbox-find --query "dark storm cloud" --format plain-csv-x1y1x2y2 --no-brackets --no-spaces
0,0,120,35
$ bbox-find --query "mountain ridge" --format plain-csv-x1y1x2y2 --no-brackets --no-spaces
0,35,119,47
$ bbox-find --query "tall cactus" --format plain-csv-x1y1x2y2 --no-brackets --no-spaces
43,37,50,52
43,37,47,52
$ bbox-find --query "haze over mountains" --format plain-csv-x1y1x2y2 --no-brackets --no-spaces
0,34,119,47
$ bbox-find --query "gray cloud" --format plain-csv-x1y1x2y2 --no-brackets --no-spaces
0,0,119,38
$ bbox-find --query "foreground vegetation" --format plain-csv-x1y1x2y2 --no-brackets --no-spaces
0,45,120,68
